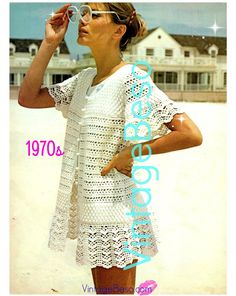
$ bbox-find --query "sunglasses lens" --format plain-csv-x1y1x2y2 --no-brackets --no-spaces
67,6,78,23
79,6,91,22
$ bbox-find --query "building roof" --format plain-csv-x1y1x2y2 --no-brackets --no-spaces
171,34,226,55
130,27,227,55
130,27,158,46
9,38,70,54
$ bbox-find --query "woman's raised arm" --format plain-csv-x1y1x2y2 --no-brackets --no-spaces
18,4,71,108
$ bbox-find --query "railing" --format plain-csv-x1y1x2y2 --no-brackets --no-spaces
155,83,213,91
184,84,212,91
122,55,217,66
155,83,181,91
10,57,77,69
77,58,96,67
74,55,217,67
10,54,218,70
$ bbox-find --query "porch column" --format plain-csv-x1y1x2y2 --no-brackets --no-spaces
180,70,185,91
45,73,51,86
212,71,217,91
17,72,21,86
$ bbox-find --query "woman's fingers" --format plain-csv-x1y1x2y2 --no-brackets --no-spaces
124,170,132,178
118,168,132,178
125,161,134,169
50,12,64,20
48,11,70,28
49,16,65,24
54,3,72,14
47,5,72,24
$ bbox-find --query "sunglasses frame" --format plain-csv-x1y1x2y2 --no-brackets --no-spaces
66,4,127,24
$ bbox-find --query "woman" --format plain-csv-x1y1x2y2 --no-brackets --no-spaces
18,2,203,294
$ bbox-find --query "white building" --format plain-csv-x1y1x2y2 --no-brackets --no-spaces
10,38,76,87
10,28,226,102
74,27,226,102
124,27,227,93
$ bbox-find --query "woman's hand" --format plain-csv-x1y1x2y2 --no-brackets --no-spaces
45,4,72,46
101,147,134,178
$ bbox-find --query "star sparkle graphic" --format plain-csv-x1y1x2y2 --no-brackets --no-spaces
171,114,185,129
207,19,224,36
176,114,185,124
49,11,56,18
45,10,56,22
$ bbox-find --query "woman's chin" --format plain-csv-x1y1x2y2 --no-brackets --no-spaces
77,37,88,46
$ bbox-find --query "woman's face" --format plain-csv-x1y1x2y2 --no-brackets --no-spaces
77,3,124,50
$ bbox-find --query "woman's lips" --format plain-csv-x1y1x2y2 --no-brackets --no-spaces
79,29,88,35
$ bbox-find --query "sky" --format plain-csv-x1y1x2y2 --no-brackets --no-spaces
10,2,227,59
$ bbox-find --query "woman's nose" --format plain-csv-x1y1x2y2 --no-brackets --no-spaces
79,17,88,26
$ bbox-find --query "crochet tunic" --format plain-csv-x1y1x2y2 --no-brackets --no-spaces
47,63,184,269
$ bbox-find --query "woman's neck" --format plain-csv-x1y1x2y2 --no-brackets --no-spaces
92,58,127,85
91,48,126,80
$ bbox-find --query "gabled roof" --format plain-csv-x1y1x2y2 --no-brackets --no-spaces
130,27,227,55
9,38,70,54
171,34,226,55
130,27,158,46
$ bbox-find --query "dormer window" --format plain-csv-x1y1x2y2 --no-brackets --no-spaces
29,43,38,57
9,43,15,56
210,50,216,58
10,47,14,56
31,48,36,56
208,44,218,58
53,47,60,57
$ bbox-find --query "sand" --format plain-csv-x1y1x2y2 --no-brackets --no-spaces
10,100,226,294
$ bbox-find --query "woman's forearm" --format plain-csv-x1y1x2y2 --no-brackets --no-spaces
129,130,202,158
18,39,58,104
19,4,71,106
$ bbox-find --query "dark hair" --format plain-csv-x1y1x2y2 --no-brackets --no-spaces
103,2,147,51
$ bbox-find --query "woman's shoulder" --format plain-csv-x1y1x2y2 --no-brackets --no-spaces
79,66,97,77
122,63,151,80
120,63,153,89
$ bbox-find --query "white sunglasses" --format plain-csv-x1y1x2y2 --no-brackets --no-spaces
66,4,127,24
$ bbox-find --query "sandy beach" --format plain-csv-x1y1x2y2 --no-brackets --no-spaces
10,99,226,294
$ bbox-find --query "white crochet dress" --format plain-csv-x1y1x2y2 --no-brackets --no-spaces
47,63,184,269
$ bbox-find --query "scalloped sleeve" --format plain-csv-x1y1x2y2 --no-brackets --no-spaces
46,73,81,118
124,67,185,145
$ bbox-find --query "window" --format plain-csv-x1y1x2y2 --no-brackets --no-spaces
154,72,164,83
224,72,227,86
10,43,15,56
166,72,177,83
146,48,154,56
10,47,14,56
10,73,16,85
187,73,198,84
52,74,72,84
31,48,36,56
29,44,38,56
53,47,60,57
184,51,190,57
165,49,173,57
187,72,210,84
20,73,26,83
154,71,177,84
210,50,216,58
